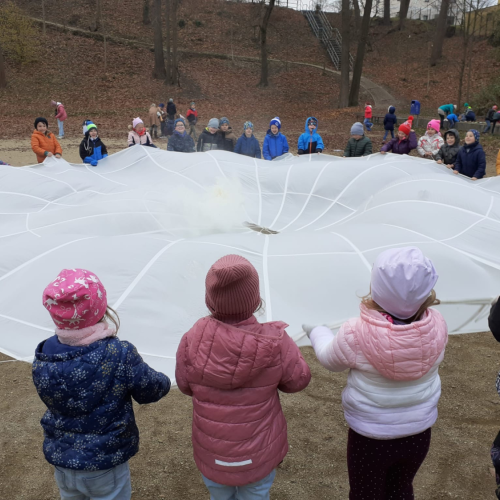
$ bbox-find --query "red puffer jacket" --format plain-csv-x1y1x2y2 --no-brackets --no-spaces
175,315,311,486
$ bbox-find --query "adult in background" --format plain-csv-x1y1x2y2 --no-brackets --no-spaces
438,103,456,130
167,119,195,153
51,100,67,139
148,103,160,139
158,103,168,138
167,98,177,120
484,105,498,134
186,102,198,140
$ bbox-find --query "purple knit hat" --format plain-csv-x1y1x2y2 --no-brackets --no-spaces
205,255,261,322
371,247,438,320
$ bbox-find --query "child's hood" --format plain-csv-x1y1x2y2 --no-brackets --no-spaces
304,116,319,133
355,304,448,381
184,316,287,390
388,106,396,114
444,129,460,146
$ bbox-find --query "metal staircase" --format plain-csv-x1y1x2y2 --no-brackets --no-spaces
303,9,354,71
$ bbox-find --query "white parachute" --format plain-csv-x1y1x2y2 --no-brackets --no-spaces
1,148,499,379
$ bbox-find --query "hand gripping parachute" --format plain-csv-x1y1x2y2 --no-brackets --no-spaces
1,148,499,380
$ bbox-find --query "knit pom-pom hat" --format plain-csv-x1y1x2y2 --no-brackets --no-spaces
270,117,281,129
133,117,144,128
205,255,261,322
399,116,414,137
427,119,441,133
243,121,254,130
43,269,108,330
351,122,364,136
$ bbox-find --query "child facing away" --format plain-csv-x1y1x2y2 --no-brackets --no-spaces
218,117,237,152
364,102,373,131
79,122,108,166
51,100,67,139
33,269,170,500
446,113,459,129
234,121,261,158
197,118,222,152
436,129,460,169
383,105,397,142
453,129,486,180
176,255,311,499
186,102,198,140
303,247,448,499
297,116,324,155
380,116,417,155
343,122,372,157
128,117,157,148
417,120,444,159
263,117,289,160
31,117,62,163
167,118,195,153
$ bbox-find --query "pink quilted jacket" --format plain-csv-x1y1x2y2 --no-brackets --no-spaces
175,315,311,486
310,305,448,439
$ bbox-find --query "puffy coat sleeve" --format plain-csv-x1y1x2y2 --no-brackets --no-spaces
175,333,193,396
496,150,500,176
362,137,372,156
344,139,352,157
408,131,418,151
262,136,272,161
167,136,175,151
254,138,262,159
453,147,463,174
277,332,311,393
417,136,426,157
79,139,87,160
309,323,357,372
55,105,65,120
53,136,62,156
473,147,486,179
123,341,171,404
381,138,394,153
282,134,289,154
234,136,243,155
489,299,500,342
31,133,46,157
316,133,324,152
197,134,203,152
297,133,306,154
127,131,135,147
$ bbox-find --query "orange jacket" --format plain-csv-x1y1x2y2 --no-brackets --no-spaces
31,130,62,163
497,150,500,176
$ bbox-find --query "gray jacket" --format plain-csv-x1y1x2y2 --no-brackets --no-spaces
435,129,460,165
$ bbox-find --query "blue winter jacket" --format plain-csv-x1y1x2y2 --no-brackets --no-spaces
383,107,398,131
32,336,171,471
453,141,486,179
234,133,261,158
263,131,289,160
79,133,108,166
297,117,324,155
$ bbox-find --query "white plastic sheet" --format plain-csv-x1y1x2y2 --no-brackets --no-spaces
1,148,499,379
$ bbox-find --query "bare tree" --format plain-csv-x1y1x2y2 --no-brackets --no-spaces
352,0,361,34
430,0,450,65
152,0,166,79
259,0,276,87
398,0,410,30
165,0,171,83
96,0,102,30
143,0,151,25
339,0,350,107
171,0,178,85
0,43,6,88
349,0,373,106
383,0,391,25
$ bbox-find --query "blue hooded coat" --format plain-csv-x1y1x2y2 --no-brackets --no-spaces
234,133,261,158
453,141,486,179
297,117,324,155
383,107,398,131
79,132,108,166
263,130,289,160
32,337,171,471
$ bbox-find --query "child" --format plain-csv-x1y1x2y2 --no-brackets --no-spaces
218,117,237,152
234,121,261,158
148,103,160,139
453,129,486,180
344,122,372,157
489,299,500,499
304,246,447,500
263,117,289,160
364,102,373,132
380,117,417,155
186,102,198,140
383,106,397,142
484,105,498,134
31,117,62,163
51,100,67,139
167,119,195,153
128,117,157,148
436,129,460,169
297,116,324,155
79,122,109,166
417,120,444,159
176,255,311,499
33,268,170,499
197,118,222,152
465,106,476,122
0,160,9,165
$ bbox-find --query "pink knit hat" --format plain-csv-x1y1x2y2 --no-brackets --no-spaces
132,117,143,128
43,269,108,330
205,255,261,322
427,119,441,133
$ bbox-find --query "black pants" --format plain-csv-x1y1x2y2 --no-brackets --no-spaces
347,428,431,500
149,124,158,139
491,431,500,499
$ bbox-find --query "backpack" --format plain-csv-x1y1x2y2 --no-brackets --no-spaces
493,111,500,121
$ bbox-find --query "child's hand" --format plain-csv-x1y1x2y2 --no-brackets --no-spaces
453,170,459,174
472,177,478,180
47,152,53,157
380,151,386,155
55,154,61,159
436,160,442,164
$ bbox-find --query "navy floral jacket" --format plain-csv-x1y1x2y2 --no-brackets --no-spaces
32,337,170,471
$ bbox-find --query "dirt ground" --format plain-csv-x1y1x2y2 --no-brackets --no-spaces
1,331,499,500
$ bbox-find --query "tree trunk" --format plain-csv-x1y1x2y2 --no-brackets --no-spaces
165,0,172,83
349,0,373,106
143,0,151,25
430,0,450,65
259,0,276,87
171,0,178,85
152,0,167,79
398,0,410,31
0,44,7,89
339,0,350,107
352,0,361,34
96,0,102,30
383,0,391,25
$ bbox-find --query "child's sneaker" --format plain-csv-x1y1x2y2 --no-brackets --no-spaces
57,135,64,139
